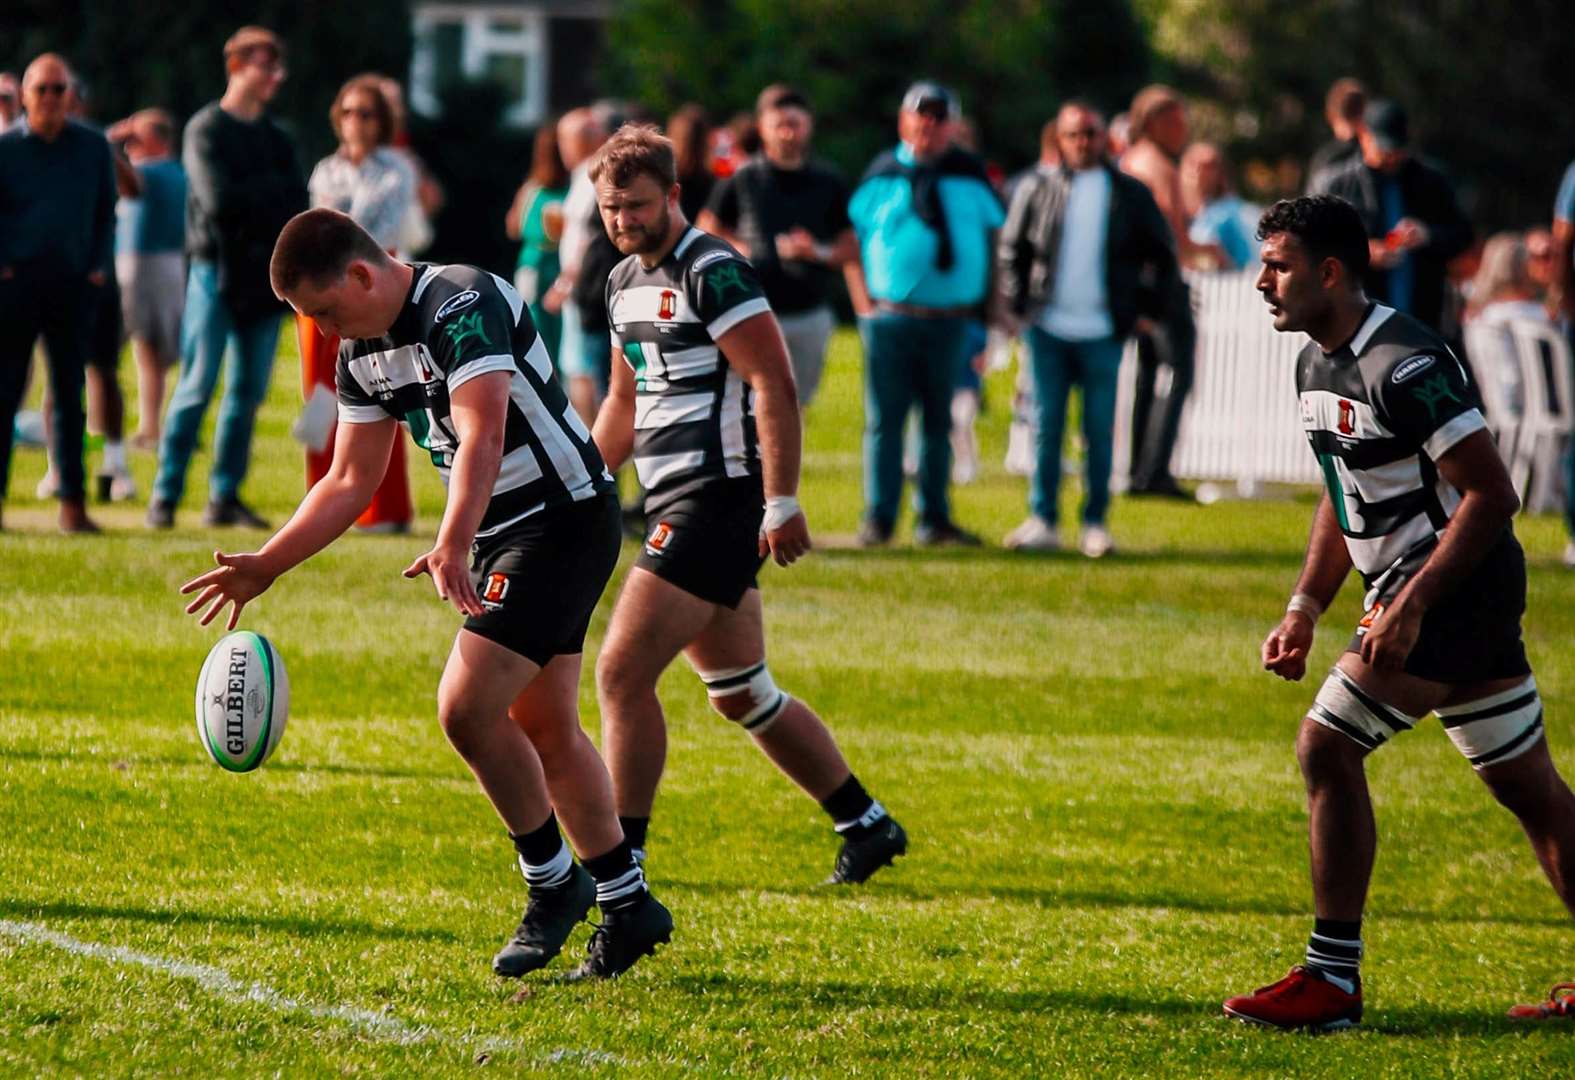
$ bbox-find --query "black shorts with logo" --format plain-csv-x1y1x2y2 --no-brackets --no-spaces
1348,530,1531,683
636,479,766,609
463,491,621,666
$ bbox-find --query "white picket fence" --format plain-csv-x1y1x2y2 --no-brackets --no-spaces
1112,268,1320,494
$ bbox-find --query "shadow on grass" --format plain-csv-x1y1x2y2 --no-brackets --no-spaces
668,970,1202,1018
811,541,1300,571
0,745,466,785
666,973,1551,1038
660,877,1572,930
0,896,461,943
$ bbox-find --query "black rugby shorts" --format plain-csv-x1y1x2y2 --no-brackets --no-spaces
1349,531,1532,683
464,491,621,666
636,480,766,609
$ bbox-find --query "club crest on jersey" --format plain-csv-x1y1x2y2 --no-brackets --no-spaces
658,289,677,321
644,520,673,557
1337,399,1355,436
482,572,510,608
434,289,480,323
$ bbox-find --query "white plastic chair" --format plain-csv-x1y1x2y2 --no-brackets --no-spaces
1462,321,1528,501
1508,319,1574,514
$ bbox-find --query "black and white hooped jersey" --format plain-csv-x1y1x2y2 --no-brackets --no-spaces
1296,303,1489,583
605,227,773,505
336,263,612,538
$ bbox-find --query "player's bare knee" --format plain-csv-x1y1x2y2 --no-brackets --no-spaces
436,698,489,758
696,662,789,733
595,649,649,708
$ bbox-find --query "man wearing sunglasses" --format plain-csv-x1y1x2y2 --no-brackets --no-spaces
995,101,1182,558
148,26,306,530
0,54,118,532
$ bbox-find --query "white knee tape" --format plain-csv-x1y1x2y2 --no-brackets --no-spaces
697,661,790,732
1307,667,1419,751
1436,676,1544,769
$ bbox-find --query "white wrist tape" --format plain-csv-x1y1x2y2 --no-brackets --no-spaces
762,495,802,533
1286,592,1324,621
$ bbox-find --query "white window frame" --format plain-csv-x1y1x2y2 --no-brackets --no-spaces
410,4,548,128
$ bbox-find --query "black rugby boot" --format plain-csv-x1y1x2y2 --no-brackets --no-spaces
826,816,908,884
565,892,673,981
492,863,596,977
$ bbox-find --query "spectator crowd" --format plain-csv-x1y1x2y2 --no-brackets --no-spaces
2,31,1573,567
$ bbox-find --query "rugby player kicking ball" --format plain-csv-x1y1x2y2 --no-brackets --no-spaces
181,208,670,981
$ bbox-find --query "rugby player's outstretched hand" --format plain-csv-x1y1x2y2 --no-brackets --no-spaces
1261,611,1314,681
760,512,812,568
404,540,485,617
181,551,277,631
1358,598,1422,672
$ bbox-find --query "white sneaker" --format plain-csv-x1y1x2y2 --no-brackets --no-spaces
1078,524,1114,559
36,469,59,500
1004,516,1060,551
1564,541,1575,569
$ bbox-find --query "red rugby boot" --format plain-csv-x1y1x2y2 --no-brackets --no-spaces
1223,965,1362,1032
1507,983,1575,1020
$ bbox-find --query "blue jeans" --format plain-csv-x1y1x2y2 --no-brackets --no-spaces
154,261,282,504
859,312,968,528
1026,327,1123,526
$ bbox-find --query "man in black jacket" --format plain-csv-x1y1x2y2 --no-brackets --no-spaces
0,53,116,533
149,26,306,529
995,101,1181,557
1310,99,1471,335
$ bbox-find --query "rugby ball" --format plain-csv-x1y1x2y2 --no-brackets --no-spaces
195,631,289,772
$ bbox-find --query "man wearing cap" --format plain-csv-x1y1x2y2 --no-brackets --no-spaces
148,26,307,529
846,81,1003,547
698,85,856,409
0,53,117,533
1311,99,1471,334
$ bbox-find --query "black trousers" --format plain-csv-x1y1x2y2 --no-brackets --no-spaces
1128,299,1197,489
0,272,92,503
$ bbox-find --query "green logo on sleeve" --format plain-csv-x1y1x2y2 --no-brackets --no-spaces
705,263,753,306
443,311,492,354
1411,372,1460,420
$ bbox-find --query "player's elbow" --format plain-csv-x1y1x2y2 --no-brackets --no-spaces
1469,477,1520,521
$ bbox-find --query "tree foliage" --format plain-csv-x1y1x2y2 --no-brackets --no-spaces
601,0,1152,181
1142,0,1575,229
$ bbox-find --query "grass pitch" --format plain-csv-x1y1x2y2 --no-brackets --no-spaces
2,328,1573,1076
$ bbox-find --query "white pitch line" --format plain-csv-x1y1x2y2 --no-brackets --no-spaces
0,919,627,1068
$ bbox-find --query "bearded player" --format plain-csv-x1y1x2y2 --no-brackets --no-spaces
586,125,908,883
1222,194,1575,1030
180,208,671,981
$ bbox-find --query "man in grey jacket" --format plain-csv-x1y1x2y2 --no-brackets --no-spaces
995,101,1181,557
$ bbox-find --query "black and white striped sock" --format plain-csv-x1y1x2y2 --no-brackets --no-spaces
582,839,648,914
1306,918,1362,993
510,814,572,891
820,775,888,840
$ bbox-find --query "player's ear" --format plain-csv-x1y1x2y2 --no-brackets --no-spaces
1319,255,1343,291
346,261,374,290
